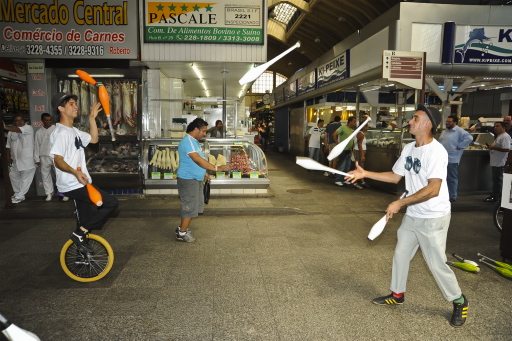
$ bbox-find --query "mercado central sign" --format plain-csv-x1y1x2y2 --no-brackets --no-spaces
0,0,138,59
144,0,264,44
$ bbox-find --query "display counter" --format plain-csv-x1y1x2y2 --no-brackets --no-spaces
364,129,491,195
142,138,269,195
85,135,143,192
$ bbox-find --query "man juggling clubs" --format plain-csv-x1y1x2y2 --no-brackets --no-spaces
348,105,468,327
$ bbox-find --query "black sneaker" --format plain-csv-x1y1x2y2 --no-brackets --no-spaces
69,232,94,253
450,295,468,327
372,293,404,305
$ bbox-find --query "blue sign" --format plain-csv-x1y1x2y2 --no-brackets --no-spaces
454,26,512,64
318,50,350,88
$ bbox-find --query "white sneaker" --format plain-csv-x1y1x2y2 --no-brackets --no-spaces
62,196,69,202
45,194,52,201
334,181,344,186
12,197,25,204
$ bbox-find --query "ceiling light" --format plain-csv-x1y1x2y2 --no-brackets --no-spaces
68,74,124,78
191,63,203,79
287,61,293,66
338,16,346,23
314,37,320,43
300,50,306,55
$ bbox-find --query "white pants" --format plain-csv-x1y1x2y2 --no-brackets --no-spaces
390,213,462,301
39,156,55,195
9,161,36,200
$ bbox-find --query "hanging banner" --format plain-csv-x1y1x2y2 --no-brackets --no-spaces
284,80,297,101
144,1,264,44
454,26,512,64
317,50,350,89
274,86,284,105
0,0,138,59
297,70,316,96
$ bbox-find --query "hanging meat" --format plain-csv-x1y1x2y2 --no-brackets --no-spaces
131,82,138,121
122,80,135,127
103,80,113,129
62,80,70,93
112,80,122,126
80,80,89,128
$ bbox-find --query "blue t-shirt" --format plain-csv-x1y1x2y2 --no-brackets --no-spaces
177,134,206,181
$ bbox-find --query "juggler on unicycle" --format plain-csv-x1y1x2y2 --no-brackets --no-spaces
50,91,119,282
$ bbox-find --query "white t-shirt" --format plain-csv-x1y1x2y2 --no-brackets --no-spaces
49,123,92,193
34,125,55,162
490,133,511,167
308,126,323,148
392,139,450,218
6,125,35,171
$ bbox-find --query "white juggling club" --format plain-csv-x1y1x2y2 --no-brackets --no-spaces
1,313,41,341
328,117,371,161
368,191,408,241
239,41,301,85
296,157,354,178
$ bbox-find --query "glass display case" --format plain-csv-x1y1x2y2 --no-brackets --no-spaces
142,138,270,194
85,135,142,191
365,128,414,150
364,128,492,194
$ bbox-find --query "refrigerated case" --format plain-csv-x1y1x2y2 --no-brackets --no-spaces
142,138,269,194
364,128,492,194
85,135,142,192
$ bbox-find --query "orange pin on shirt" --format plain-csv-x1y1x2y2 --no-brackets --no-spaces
77,167,103,206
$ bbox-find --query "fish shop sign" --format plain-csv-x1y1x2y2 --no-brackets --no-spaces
0,0,138,59
454,26,512,64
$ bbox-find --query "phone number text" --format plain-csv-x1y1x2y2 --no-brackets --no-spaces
25,44,104,56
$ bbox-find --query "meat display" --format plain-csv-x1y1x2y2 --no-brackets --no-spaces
229,151,256,174
87,142,138,173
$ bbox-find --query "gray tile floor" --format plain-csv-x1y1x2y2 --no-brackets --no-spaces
0,150,510,340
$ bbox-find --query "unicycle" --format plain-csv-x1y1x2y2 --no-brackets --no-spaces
60,234,114,282
493,200,503,234
60,199,114,282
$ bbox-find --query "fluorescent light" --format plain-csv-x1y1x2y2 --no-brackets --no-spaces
191,63,203,79
68,74,124,78
195,97,218,102
192,63,208,96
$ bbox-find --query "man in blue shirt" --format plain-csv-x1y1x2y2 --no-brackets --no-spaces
438,115,474,202
176,118,229,242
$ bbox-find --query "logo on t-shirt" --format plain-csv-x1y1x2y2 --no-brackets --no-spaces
405,156,421,174
75,136,84,150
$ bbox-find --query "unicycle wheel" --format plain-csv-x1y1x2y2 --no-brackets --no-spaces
60,234,114,282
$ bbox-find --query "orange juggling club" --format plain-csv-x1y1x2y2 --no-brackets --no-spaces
77,167,103,207
76,70,116,141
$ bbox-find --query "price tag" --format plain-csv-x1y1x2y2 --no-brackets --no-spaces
164,173,174,179
232,172,242,179
233,141,243,145
249,172,259,179
171,141,180,145
216,172,226,179
151,172,161,179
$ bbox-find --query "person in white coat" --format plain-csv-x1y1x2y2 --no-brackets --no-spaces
3,114,36,203
34,113,69,202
